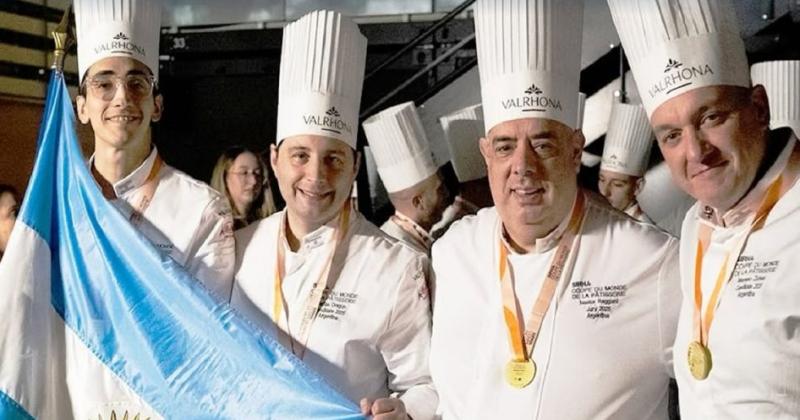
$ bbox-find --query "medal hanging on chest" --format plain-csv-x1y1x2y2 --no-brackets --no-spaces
497,192,585,388
689,174,785,380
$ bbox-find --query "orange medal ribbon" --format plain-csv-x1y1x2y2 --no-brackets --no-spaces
498,192,585,387
272,202,351,359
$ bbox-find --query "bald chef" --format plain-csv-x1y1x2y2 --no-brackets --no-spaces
363,102,450,255
231,10,436,420
429,0,682,418
610,0,800,418
598,101,655,223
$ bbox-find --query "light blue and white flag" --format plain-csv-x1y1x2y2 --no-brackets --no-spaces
0,72,363,419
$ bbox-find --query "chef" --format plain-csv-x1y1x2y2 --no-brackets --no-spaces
68,0,235,417
751,60,800,138
432,104,493,236
231,10,436,420
598,101,655,223
609,0,800,418
363,102,449,254
429,0,681,419
74,0,234,299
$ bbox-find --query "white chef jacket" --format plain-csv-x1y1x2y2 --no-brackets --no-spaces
674,131,800,420
97,148,235,300
625,202,655,225
381,213,432,255
430,191,681,420
232,209,437,420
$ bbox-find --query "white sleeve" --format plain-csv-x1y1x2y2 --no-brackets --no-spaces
657,238,682,378
185,195,235,302
379,254,437,420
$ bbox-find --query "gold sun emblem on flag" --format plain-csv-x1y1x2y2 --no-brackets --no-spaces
95,410,151,420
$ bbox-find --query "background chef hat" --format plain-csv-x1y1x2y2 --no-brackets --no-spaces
608,0,749,118
439,104,487,183
363,102,438,193
474,0,583,134
600,102,653,176
751,60,800,136
276,10,367,148
75,0,161,81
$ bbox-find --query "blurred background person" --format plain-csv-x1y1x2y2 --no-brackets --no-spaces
0,184,19,261
597,101,654,223
211,146,277,230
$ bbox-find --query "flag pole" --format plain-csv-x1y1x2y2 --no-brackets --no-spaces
51,5,74,73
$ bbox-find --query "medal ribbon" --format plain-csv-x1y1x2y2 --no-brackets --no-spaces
390,213,433,251
498,192,585,362
272,202,352,359
692,174,786,347
128,154,163,227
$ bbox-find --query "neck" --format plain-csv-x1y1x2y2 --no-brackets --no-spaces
92,136,152,186
459,178,493,208
284,208,340,252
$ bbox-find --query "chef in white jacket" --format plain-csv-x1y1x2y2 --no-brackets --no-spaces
609,0,800,418
429,1,681,419
598,101,655,224
67,0,235,417
74,0,233,299
231,10,436,420
363,102,449,255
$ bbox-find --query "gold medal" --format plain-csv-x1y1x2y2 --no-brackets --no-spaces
687,341,712,380
505,359,536,388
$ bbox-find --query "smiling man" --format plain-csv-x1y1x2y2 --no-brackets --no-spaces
74,0,234,298
598,101,655,223
231,10,436,420
428,1,681,419
610,0,800,418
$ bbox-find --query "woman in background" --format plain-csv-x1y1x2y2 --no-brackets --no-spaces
211,146,276,230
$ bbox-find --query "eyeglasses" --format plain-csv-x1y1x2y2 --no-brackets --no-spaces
229,169,265,181
84,74,156,101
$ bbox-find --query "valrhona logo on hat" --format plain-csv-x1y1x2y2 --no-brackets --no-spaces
302,107,352,136
93,32,146,57
501,83,562,113
648,59,714,99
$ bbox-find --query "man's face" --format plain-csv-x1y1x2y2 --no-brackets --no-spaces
650,85,770,211
479,118,584,237
598,169,641,211
76,57,162,152
416,172,450,228
271,135,359,229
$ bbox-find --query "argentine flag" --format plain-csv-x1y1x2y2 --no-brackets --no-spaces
0,72,362,419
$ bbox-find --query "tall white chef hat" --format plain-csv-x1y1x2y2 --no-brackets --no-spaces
474,0,583,134
363,102,439,193
608,0,750,118
576,92,587,129
600,102,653,177
439,104,487,183
276,10,367,148
751,60,800,136
75,0,161,81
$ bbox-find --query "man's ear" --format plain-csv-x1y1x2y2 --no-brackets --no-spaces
634,176,646,196
750,84,770,128
270,144,279,173
411,192,425,212
571,129,586,171
151,94,164,122
76,95,90,124
479,136,492,166
353,149,362,175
